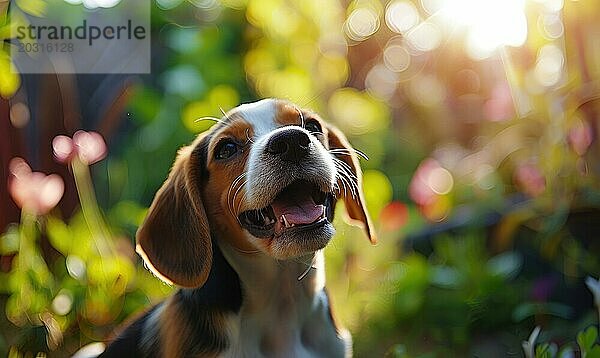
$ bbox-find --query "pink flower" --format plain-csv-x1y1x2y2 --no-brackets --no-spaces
52,135,76,164
483,83,514,122
568,120,593,156
409,158,454,221
514,162,546,197
52,130,107,165
8,158,65,215
408,159,440,207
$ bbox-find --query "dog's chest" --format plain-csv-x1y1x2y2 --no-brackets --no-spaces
221,289,348,358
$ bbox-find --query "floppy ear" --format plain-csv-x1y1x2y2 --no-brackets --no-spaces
136,141,212,288
326,124,377,244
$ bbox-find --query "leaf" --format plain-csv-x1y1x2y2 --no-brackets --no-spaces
513,302,574,322
487,251,523,279
0,51,20,98
15,0,47,17
577,326,598,354
0,224,20,255
587,347,600,358
45,217,71,255
535,343,557,358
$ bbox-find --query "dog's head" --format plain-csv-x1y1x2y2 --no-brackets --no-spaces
136,99,375,287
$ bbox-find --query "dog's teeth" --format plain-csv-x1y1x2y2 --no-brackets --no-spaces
282,215,290,228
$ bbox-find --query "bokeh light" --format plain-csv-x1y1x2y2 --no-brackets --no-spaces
533,44,565,87
538,13,564,40
385,1,420,34
80,0,122,9
383,43,411,72
345,7,380,41
9,102,30,128
365,64,398,100
328,88,389,135
405,21,441,52
408,74,446,107
5,0,600,356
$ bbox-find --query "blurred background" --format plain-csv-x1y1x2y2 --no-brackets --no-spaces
1,0,600,356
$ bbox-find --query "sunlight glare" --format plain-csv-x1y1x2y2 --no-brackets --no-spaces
439,0,528,59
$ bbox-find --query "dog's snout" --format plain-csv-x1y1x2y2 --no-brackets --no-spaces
266,128,311,162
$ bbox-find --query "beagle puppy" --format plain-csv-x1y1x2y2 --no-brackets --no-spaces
100,98,375,358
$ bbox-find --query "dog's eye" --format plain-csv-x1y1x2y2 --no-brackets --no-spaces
215,140,238,160
305,120,322,134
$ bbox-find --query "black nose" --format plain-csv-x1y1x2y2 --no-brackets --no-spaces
266,128,311,163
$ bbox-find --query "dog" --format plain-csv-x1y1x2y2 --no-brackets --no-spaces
99,98,375,357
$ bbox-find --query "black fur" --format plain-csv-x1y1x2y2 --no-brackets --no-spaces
98,305,159,358
100,244,242,357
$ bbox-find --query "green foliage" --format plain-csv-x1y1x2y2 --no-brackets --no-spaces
522,325,600,358
0,209,171,356
350,232,524,356
3,0,600,356
577,326,600,358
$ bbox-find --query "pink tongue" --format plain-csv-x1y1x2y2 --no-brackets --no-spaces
271,191,324,225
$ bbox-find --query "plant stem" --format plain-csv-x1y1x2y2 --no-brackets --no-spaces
71,158,114,257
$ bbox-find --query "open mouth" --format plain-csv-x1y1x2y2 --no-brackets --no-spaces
238,180,333,238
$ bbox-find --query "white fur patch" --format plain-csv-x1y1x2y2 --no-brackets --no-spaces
233,98,278,138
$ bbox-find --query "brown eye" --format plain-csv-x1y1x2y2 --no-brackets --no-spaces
305,120,322,134
215,140,238,160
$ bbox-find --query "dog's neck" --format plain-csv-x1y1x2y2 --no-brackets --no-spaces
217,242,341,356
218,241,326,309
173,241,347,357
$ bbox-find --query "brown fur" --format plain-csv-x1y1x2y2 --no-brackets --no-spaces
136,138,213,288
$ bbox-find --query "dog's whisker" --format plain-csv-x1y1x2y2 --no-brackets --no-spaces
339,171,358,199
329,148,369,161
219,106,228,118
294,106,305,128
334,165,359,198
332,182,341,197
235,187,250,218
232,180,248,216
245,128,255,144
296,255,317,281
334,162,358,199
336,173,349,198
333,160,355,184
227,180,247,221
228,173,248,219
333,158,358,181
194,116,226,124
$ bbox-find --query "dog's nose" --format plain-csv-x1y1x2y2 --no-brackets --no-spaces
266,128,311,163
